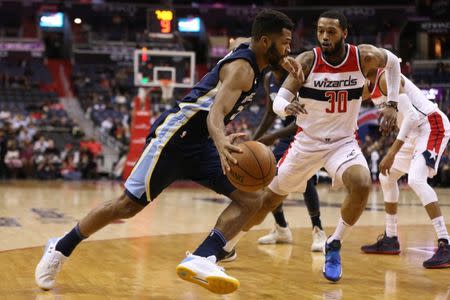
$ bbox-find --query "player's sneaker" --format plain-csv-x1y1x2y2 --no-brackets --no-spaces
311,226,327,252
423,239,450,269
258,223,293,244
217,248,237,263
360,233,401,255
176,252,240,294
323,239,342,282
35,237,67,290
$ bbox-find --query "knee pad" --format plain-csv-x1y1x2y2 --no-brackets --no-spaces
379,172,400,203
407,175,438,206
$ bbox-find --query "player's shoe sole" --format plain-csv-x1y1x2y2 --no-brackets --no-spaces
362,249,401,255
176,265,240,294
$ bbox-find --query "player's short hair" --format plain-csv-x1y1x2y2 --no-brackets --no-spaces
251,9,294,40
318,10,348,30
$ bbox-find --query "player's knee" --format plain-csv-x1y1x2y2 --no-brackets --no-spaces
407,175,437,206
407,175,425,190
112,194,145,219
346,171,371,197
239,191,264,214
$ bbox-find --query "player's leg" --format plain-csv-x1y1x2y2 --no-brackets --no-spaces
409,143,450,267
361,169,404,254
177,139,262,293
245,138,323,233
304,175,326,252
323,140,371,282
258,138,293,244
35,115,183,290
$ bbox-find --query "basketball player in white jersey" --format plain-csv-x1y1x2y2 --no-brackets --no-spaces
361,70,450,268
221,10,402,283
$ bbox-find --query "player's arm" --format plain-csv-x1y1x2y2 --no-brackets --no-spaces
359,44,401,105
359,44,401,134
252,72,277,140
378,75,420,175
207,59,254,174
273,51,313,117
257,122,297,146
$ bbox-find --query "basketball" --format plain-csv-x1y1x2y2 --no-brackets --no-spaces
226,141,277,192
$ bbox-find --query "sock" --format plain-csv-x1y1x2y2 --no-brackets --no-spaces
431,216,449,242
385,213,398,237
193,228,227,258
311,215,323,230
273,209,288,228
327,217,350,244
55,224,85,257
223,231,246,252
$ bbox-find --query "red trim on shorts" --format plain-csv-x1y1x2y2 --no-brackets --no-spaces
354,131,361,145
426,112,445,152
278,127,302,167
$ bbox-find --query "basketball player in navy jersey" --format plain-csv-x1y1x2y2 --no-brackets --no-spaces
35,10,302,294
254,66,327,251
227,10,402,283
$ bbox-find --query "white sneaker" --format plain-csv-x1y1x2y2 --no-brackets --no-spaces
311,226,327,252
35,237,67,290
258,223,293,244
176,253,240,294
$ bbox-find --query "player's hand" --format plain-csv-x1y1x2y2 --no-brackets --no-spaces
379,152,395,176
215,132,247,174
280,56,304,83
379,106,397,136
257,134,277,146
285,101,307,116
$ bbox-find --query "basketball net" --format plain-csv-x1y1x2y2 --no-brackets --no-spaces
159,79,174,103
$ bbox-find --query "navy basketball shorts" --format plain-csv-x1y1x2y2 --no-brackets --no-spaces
124,112,236,206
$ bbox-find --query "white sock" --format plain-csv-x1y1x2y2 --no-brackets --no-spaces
385,213,398,237
223,231,246,252
327,217,350,244
431,216,449,242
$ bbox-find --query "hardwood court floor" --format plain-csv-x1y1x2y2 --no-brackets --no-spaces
0,180,449,299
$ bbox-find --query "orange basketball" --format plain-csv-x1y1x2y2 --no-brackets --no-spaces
226,141,276,192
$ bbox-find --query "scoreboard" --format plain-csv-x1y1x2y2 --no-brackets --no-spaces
148,8,174,35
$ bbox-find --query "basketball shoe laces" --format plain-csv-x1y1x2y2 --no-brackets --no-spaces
46,256,63,276
375,233,388,245
185,251,226,272
430,242,449,261
326,249,341,265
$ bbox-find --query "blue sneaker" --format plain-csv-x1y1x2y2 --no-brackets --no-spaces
323,239,342,282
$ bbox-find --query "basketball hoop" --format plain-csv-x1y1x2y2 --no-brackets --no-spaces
159,79,174,102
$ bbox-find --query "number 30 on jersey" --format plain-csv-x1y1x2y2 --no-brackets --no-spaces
325,90,348,113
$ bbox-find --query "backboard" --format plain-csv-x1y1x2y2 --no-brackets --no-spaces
133,49,196,88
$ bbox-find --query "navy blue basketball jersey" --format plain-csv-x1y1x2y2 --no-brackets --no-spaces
182,43,261,123
268,72,295,127
149,43,262,140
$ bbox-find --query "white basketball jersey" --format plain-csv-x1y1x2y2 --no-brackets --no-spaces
297,44,365,140
370,69,438,128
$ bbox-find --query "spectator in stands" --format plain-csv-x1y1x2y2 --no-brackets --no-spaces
100,117,113,135
370,142,381,182
4,140,23,178
35,152,59,180
20,139,34,178
0,129,9,179
33,136,48,154
79,147,97,179
61,156,82,181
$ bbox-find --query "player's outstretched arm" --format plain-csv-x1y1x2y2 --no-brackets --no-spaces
207,59,254,174
359,44,401,134
257,122,297,146
253,72,277,140
273,51,313,117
